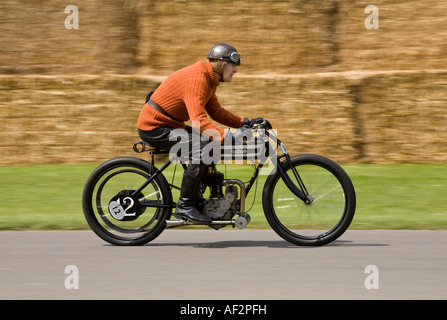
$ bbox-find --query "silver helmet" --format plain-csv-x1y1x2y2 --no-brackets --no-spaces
207,43,241,66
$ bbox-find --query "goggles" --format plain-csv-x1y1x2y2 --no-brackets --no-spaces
228,52,241,65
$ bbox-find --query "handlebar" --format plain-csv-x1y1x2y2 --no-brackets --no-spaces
250,118,272,131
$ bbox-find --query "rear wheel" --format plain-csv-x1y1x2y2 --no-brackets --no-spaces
82,157,172,245
263,154,356,246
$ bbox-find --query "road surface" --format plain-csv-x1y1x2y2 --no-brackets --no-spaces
0,229,446,300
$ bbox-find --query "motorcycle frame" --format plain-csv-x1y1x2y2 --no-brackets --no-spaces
131,129,311,226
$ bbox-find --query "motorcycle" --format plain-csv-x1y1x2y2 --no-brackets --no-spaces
82,119,356,246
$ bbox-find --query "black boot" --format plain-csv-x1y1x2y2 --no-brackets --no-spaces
174,197,211,223
174,164,211,224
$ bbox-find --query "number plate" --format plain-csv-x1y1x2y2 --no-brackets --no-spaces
108,190,144,221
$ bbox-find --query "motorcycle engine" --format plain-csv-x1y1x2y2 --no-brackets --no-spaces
203,185,239,230
200,169,240,229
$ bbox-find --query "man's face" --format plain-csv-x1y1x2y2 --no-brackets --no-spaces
222,63,238,82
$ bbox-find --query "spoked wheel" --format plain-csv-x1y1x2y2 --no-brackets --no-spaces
263,154,356,246
82,157,172,245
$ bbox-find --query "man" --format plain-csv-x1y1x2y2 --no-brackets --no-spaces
137,43,250,223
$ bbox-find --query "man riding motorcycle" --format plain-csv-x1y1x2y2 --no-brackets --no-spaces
138,43,263,224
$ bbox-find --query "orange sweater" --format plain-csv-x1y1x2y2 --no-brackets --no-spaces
137,61,243,142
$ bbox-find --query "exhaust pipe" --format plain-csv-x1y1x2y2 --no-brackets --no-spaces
165,214,250,230
166,219,234,227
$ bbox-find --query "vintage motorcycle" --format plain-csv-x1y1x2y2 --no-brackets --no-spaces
82,119,356,246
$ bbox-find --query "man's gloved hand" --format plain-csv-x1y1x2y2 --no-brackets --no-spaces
223,125,252,145
242,117,250,127
242,117,272,130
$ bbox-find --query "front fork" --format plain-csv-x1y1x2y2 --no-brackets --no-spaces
275,142,312,205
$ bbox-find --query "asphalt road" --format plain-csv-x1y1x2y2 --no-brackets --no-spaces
0,229,446,300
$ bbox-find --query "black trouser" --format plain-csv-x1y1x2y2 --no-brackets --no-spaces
138,127,212,199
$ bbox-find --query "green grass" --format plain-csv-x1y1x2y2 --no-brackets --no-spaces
347,164,447,229
0,162,446,230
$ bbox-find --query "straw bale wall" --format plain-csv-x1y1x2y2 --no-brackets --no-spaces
1,71,446,165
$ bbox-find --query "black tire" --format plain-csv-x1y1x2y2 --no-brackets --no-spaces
262,154,356,246
82,157,172,245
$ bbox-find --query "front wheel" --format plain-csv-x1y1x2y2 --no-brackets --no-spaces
263,154,356,246
82,157,172,245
